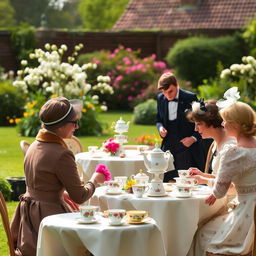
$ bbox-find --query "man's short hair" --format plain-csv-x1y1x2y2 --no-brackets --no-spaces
158,72,178,90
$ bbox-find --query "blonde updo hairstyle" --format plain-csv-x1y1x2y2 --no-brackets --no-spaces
220,102,256,136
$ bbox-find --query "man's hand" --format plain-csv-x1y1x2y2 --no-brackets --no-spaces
159,126,168,137
180,136,196,147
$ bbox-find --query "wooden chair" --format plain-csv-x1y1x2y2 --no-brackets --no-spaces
204,141,215,173
19,140,30,156
123,145,151,151
64,136,84,155
123,145,139,150
0,192,21,256
64,136,84,178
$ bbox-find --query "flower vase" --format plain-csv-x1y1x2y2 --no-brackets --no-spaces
126,187,133,194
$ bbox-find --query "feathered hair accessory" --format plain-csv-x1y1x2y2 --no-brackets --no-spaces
191,98,207,115
216,87,240,109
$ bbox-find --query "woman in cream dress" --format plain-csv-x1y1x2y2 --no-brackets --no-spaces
186,100,236,192
191,101,256,256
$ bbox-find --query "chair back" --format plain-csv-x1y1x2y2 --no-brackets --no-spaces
20,140,30,156
0,192,16,256
64,136,84,155
123,145,151,150
204,142,215,173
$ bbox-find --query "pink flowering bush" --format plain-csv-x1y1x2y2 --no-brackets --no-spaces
77,45,170,109
103,138,120,155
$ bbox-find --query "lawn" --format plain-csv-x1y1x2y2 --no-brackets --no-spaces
0,111,157,255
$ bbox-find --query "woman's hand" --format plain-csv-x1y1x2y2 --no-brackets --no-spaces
192,175,208,185
189,167,202,176
205,194,217,206
90,172,105,185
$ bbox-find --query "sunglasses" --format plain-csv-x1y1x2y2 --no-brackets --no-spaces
67,120,79,126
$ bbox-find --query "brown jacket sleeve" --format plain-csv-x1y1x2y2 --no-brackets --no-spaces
55,150,95,204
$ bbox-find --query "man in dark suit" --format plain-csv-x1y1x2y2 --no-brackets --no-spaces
156,72,205,181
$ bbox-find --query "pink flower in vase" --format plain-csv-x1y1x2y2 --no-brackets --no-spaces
103,138,120,155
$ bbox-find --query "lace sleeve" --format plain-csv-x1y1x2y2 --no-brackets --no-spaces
212,145,244,199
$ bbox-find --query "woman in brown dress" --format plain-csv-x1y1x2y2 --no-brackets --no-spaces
11,97,106,256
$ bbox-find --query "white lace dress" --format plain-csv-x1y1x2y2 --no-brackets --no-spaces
192,144,256,256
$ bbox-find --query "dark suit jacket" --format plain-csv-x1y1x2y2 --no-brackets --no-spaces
156,89,204,170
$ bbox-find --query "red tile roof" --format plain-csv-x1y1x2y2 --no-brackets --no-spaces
113,0,256,31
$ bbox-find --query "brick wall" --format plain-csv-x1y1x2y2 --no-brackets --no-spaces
0,29,234,72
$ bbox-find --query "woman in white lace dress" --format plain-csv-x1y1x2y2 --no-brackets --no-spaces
191,101,256,256
186,99,236,188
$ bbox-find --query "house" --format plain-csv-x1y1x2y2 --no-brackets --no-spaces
113,0,256,32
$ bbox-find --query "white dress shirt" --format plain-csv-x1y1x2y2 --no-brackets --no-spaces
168,90,179,121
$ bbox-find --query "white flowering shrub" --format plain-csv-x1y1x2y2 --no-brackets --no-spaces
220,56,256,107
13,43,114,136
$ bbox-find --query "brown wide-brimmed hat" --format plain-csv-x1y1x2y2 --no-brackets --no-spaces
39,96,83,129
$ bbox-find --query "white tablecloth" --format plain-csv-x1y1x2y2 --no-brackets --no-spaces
37,212,166,256
91,186,226,256
75,150,148,181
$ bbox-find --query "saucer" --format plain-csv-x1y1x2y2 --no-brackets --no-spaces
173,192,192,198
106,190,123,195
146,192,168,197
76,217,99,224
108,220,127,226
129,217,152,225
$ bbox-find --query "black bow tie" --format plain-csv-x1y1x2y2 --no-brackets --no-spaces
169,98,178,102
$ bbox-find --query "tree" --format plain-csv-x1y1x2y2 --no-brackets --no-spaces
0,0,16,28
10,0,81,29
78,0,129,30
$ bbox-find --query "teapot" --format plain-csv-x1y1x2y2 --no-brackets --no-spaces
142,146,174,173
113,117,130,134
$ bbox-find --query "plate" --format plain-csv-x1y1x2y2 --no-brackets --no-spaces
106,190,123,195
76,217,99,224
129,217,152,225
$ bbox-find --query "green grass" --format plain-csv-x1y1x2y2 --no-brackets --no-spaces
0,111,157,255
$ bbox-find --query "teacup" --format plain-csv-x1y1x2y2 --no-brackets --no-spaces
114,176,128,189
174,177,196,186
107,209,127,225
126,210,149,224
178,169,190,178
175,184,193,197
88,146,98,154
105,180,122,193
132,184,149,198
79,205,98,221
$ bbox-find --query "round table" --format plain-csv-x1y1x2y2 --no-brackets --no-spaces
37,212,166,256
75,150,148,181
90,185,226,256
